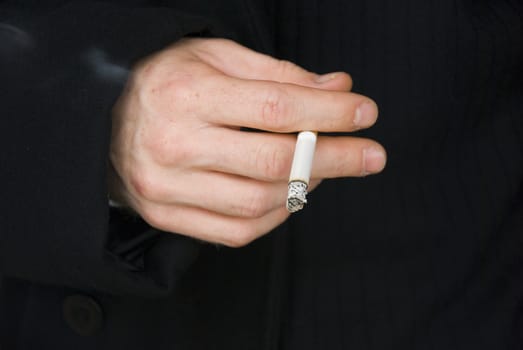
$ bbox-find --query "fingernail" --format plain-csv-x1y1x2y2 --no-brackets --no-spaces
354,101,378,127
314,72,339,84
362,148,386,175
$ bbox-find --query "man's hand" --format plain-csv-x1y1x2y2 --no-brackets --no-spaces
109,38,386,247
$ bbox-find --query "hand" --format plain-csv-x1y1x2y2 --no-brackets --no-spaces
109,38,386,247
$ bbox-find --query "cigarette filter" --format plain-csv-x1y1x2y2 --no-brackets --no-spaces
287,131,317,213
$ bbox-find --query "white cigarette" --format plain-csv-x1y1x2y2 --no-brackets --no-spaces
287,131,317,213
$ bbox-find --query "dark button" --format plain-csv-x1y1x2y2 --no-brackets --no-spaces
63,294,103,336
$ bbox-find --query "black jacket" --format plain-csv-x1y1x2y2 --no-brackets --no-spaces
1,0,523,349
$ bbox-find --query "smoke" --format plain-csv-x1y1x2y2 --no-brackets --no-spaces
84,48,129,84
0,23,34,58
0,23,129,88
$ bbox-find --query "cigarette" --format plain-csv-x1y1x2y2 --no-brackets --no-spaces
287,131,317,213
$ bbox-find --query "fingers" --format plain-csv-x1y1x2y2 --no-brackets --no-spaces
130,168,288,218
314,137,387,177
186,38,353,91
134,200,290,247
195,75,378,133
181,128,386,181
111,38,386,246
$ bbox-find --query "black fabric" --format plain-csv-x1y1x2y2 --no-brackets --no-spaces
1,0,522,349
0,0,231,297
273,1,523,349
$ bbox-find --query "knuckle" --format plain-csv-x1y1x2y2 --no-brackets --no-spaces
254,142,290,180
144,133,172,165
129,167,163,201
239,187,271,218
140,70,198,114
225,224,257,248
139,204,169,231
144,129,195,166
260,87,293,130
165,74,197,103
168,140,197,166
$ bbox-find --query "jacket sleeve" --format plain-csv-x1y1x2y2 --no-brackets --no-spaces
0,0,229,297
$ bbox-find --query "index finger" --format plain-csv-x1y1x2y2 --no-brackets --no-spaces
188,38,353,91
198,76,378,133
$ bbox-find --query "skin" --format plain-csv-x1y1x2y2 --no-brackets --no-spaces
109,38,386,247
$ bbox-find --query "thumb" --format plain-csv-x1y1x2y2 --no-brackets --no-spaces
189,38,353,91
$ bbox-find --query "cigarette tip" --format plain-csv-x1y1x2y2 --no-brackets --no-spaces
286,181,308,213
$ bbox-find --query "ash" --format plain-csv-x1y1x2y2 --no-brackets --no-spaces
287,181,308,213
